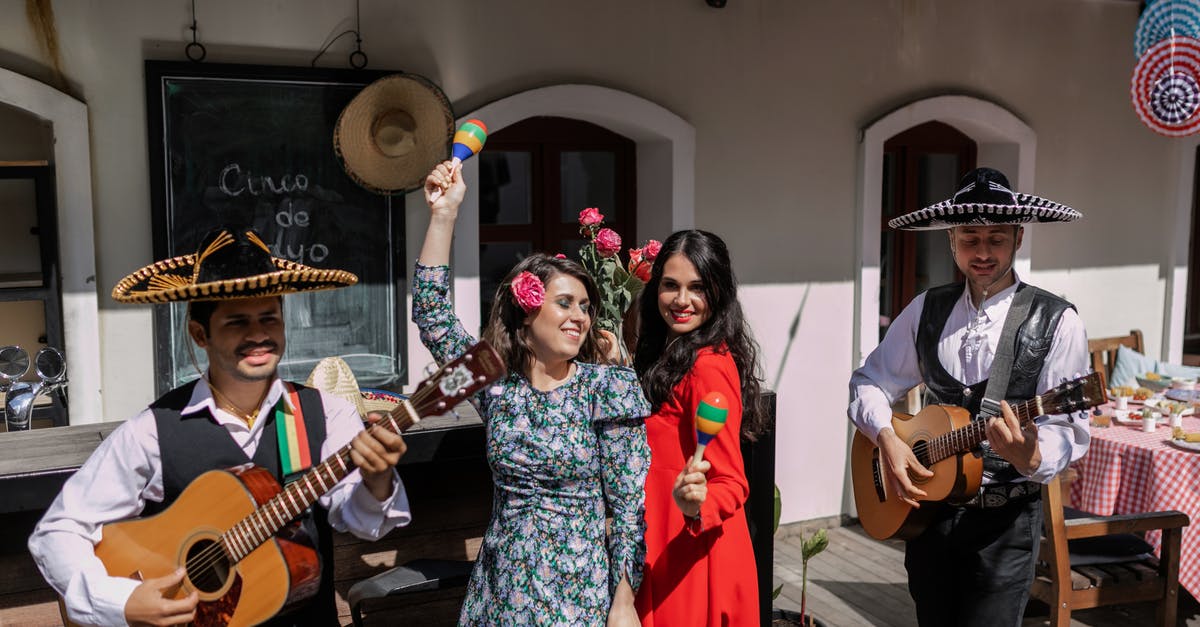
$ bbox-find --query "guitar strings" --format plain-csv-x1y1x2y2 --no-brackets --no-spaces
177,372,462,582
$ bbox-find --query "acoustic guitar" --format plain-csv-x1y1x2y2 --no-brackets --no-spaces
851,371,1106,541
63,341,504,627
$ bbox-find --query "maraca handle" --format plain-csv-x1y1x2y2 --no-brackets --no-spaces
428,158,464,203
691,442,709,465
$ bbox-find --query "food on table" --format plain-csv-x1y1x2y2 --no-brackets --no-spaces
1134,387,1154,401
1162,401,1190,415
1172,427,1200,442
1111,385,1135,398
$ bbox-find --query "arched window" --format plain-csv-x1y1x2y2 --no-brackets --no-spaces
477,116,636,320
880,121,976,339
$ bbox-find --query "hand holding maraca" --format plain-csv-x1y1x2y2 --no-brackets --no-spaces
424,160,466,217
430,119,488,202
673,392,730,521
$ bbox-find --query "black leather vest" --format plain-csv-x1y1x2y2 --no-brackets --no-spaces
916,282,1074,483
146,380,337,627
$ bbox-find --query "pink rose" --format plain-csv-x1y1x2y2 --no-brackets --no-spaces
643,239,662,262
627,247,643,267
510,271,545,313
578,207,604,226
593,228,622,258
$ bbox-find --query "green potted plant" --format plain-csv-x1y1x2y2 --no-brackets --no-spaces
771,486,829,627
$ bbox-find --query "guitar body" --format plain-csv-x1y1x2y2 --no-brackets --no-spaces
92,465,319,627
851,405,983,541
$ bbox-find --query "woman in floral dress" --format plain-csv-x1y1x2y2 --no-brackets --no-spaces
415,161,651,626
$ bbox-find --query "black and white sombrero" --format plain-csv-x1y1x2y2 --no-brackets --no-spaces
887,167,1081,231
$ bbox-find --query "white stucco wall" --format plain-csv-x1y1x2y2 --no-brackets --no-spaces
0,0,1178,523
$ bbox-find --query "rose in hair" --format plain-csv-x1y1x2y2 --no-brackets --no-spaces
510,271,545,313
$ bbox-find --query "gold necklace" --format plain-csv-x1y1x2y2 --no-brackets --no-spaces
207,379,266,428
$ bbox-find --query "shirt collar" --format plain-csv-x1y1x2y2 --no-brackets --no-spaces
183,376,293,425
960,271,1023,323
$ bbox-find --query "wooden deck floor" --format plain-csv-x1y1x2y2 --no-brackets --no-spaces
774,524,1200,627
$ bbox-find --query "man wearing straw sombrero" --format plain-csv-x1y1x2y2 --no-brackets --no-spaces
847,168,1091,626
30,227,412,626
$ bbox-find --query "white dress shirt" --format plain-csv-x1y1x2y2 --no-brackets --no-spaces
848,279,1091,485
28,377,412,627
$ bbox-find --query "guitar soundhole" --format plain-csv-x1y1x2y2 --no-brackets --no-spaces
911,439,932,469
185,539,232,594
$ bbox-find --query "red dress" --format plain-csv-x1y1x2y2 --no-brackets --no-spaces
635,347,759,626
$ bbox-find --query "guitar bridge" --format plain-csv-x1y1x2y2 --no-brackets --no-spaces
871,450,886,502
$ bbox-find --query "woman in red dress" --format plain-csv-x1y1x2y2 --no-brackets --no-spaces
633,230,767,626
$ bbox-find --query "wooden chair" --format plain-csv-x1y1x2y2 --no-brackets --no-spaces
1029,474,1189,626
1087,330,1144,385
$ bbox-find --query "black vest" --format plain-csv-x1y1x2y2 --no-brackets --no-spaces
146,380,337,627
916,282,1074,483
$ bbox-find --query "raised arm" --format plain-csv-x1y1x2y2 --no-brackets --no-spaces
412,162,481,367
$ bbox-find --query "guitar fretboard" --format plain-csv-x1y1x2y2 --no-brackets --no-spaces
922,396,1052,467
221,403,419,561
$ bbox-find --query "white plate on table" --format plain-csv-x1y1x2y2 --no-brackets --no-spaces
1112,409,1168,425
1167,439,1200,452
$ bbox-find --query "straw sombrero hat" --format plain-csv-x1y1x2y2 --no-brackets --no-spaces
306,356,404,418
111,228,357,304
887,168,1082,231
334,73,454,194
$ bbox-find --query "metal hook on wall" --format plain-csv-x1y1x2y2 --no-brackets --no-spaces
185,0,207,62
312,0,368,69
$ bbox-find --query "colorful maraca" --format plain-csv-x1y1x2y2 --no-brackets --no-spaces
692,391,730,464
430,119,488,202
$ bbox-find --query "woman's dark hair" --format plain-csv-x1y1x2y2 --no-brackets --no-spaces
633,230,767,440
482,253,607,377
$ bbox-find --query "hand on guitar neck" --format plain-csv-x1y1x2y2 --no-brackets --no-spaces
353,413,409,501
876,428,934,508
983,400,1042,477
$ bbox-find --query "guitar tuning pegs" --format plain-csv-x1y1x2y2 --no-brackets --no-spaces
464,354,474,362
423,362,439,377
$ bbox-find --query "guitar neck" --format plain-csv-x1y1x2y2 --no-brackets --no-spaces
925,396,1046,466
220,400,420,562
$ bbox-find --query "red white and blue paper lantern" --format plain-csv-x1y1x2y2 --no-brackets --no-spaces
1131,36,1200,136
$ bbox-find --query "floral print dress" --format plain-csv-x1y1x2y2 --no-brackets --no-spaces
413,264,651,626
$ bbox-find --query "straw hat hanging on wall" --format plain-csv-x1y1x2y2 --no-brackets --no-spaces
334,73,455,194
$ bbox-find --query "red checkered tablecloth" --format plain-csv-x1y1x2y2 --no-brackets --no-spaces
1070,412,1200,598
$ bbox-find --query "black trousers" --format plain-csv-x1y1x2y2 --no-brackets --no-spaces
904,495,1043,627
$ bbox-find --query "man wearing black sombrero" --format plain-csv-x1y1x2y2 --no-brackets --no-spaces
848,168,1091,626
29,228,412,626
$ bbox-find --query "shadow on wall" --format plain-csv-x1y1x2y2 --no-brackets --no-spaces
772,284,810,392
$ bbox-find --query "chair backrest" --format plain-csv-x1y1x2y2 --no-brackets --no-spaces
1087,330,1143,385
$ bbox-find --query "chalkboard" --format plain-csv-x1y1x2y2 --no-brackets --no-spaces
145,61,413,394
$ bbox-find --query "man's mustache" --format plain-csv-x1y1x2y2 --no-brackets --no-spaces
236,340,279,354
